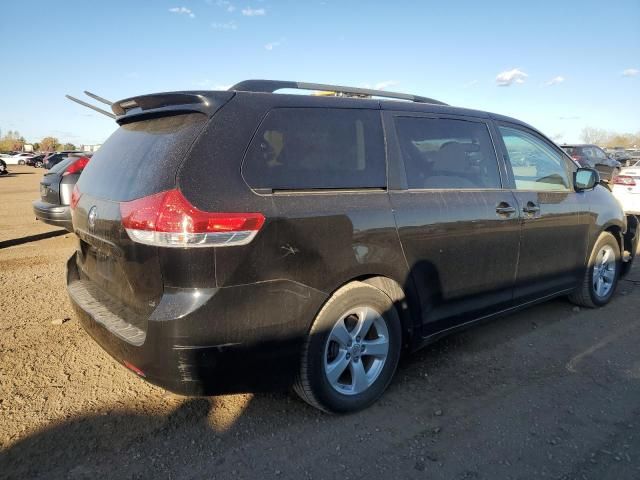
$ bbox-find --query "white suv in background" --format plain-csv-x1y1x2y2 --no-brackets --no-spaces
4,152,35,165
612,160,640,214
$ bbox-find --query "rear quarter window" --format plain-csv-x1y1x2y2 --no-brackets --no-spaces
242,108,386,190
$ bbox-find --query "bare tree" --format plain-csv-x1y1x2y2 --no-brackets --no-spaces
580,127,608,145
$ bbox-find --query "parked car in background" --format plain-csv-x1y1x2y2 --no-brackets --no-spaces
621,151,640,167
43,151,84,169
4,152,35,165
66,80,638,413
561,144,621,182
26,154,47,168
612,161,640,215
33,154,91,231
609,149,633,166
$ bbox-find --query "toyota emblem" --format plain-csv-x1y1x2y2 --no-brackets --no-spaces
87,206,97,229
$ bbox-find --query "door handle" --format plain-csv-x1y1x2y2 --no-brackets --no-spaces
523,202,540,214
496,203,517,216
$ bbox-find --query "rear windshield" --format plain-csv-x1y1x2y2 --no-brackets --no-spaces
48,156,74,174
77,113,206,201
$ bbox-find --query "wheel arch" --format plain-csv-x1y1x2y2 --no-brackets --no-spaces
603,223,623,252
355,274,419,351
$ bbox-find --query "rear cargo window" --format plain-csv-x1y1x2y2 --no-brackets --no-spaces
77,113,206,201
243,108,385,190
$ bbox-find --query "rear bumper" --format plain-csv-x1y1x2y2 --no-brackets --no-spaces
32,201,72,231
66,253,326,395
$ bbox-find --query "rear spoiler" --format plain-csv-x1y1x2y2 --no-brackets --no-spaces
66,90,235,124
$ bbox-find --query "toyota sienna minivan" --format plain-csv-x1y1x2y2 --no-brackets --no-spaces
67,80,638,413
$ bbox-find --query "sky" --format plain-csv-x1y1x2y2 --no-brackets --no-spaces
0,0,638,146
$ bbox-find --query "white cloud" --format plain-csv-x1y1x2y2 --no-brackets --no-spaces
544,75,565,86
216,0,236,12
242,6,265,16
463,79,478,88
264,40,281,50
211,21,237,30
622,68,639,77
374,80,399,91
496,68,528,87
169,6,195,18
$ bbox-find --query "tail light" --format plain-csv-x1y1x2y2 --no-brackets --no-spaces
120,189,265,248
70,185,81,210
614,175,636,186
63,156,90,176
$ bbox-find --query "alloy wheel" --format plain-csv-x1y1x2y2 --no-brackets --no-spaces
592,244,616,298
323,306,389,395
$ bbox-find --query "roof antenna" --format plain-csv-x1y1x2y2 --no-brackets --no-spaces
83,90,113,106
65,93,116,119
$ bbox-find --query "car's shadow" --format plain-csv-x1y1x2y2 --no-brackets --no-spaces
0,230,67,249
0,294,580,479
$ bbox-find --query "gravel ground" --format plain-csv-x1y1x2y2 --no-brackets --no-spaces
1,165,639,479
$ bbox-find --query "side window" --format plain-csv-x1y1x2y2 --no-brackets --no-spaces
499,126,571,191
243,108,385,190
593,148,607,160
394,117,502,189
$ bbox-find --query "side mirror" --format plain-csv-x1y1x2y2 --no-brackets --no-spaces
574,168,599,191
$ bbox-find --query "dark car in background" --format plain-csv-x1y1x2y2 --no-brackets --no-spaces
67,81,637,413
43,150,84,170
26,154,47,168
33,154,91,231
561,144,621,182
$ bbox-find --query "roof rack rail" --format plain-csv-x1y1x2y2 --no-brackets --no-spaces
229,80,447,105
83,90,113,106
65,92,116,119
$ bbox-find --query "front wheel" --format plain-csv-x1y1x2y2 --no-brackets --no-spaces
294,281,402,413
569,231,621,308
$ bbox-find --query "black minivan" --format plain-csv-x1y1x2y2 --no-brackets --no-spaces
67,80,638,413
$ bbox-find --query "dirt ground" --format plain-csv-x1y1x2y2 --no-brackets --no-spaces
1,165,639,480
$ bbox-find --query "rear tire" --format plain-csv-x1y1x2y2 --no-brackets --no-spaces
18,160,25,165
294,281,402,413
569,231,620,308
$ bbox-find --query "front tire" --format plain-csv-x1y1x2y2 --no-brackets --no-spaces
569,231,621,308
294,281,402,413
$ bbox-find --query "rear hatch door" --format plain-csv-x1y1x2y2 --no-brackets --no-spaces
72,112,210,331
40,157,73,204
